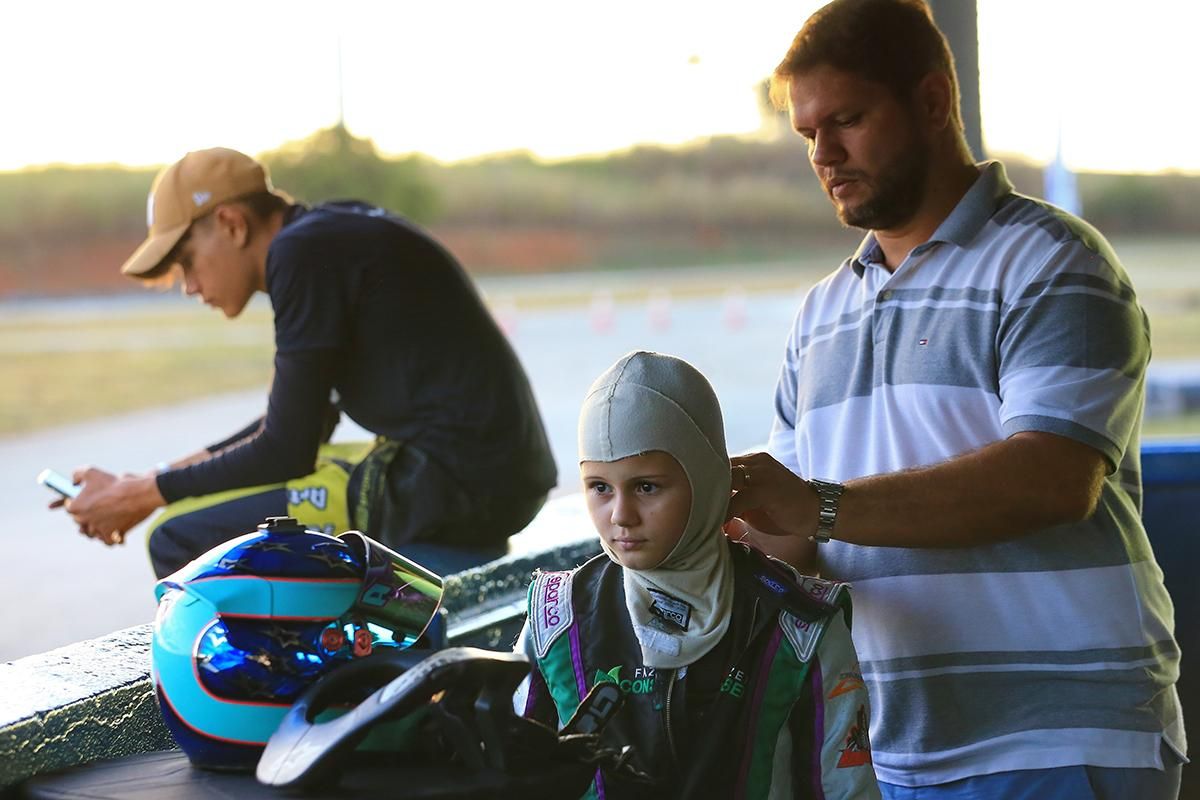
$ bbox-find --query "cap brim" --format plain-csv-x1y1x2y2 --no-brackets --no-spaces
119,220,191,277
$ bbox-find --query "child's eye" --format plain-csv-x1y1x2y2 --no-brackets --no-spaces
588,481,611,495
637,481,658,494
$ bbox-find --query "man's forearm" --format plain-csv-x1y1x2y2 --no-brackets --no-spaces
205,417,266,454
164,448,214,470
831,432,1106,548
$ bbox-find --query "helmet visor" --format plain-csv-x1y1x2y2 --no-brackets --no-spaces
338,531,444,647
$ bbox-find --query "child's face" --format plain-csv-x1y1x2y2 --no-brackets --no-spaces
581,451,693,571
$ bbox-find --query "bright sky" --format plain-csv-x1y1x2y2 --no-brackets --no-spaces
2,0,1196,173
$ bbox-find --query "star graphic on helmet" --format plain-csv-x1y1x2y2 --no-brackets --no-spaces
248,541,296,554
308,548,358,574
226,671,278,701
264,625,304,649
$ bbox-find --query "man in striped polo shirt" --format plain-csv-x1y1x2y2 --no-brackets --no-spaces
726,0,1186,797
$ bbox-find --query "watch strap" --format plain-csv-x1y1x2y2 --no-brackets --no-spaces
808,478,844,543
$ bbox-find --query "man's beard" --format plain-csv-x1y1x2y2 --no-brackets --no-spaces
832,144,929,231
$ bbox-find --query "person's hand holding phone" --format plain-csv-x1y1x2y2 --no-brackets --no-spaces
62,466,165,546
38,468,80,511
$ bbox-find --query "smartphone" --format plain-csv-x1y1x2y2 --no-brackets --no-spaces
37,468,81,500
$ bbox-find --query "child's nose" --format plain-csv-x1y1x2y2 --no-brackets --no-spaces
610,492,639,527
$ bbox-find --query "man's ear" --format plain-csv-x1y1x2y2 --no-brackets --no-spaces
212,204,251,248
914,71,954,132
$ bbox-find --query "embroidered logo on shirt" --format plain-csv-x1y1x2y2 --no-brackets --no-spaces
720,668,747,699
918,338,929,346
647,588,691,632
836,705,872,768
594,665,656,694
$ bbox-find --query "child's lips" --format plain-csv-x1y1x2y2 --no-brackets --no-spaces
612,538,645,550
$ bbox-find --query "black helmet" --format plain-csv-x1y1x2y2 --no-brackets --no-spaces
257,646,648,798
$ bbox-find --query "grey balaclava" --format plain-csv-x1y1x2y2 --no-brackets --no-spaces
578,351,734,669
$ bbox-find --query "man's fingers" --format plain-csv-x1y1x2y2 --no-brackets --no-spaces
730,464,750,492
729,452,810,538
730,452,783,490
80,525,124,546
727,493,788,535
727,485,753,521
723,517,753,541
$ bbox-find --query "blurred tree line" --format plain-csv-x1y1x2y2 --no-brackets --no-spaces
260,125,438,222
1,124,1199,295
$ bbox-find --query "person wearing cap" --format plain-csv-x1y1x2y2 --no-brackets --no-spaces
513,351,880,799
63,147,557,577
723,1,1185,797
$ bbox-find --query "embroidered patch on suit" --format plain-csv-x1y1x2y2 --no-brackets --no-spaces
828,672,866,699
797,575,844,606
837,705,873,768
530,570,574,658
647,588,692,631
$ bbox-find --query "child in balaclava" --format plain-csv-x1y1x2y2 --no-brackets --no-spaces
515,351,879,799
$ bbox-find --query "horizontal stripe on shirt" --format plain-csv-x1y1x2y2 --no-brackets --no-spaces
872,728,1170,787
766,160,1182,782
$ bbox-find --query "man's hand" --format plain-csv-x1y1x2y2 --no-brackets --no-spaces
66,467,165,546
727,433,1106,552
727,452,818,538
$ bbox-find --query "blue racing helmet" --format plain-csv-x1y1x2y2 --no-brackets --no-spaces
150,516,443,771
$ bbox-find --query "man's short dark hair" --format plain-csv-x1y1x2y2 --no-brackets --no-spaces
770,0,962,129
235,190,291,221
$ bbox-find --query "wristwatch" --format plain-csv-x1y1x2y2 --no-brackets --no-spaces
807,478,844,543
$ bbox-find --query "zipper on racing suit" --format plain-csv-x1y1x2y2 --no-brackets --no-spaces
664,668,679,764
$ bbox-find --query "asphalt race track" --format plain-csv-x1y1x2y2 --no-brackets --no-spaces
0,287,805,662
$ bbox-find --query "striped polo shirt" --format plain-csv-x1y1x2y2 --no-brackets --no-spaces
767,161,1185,785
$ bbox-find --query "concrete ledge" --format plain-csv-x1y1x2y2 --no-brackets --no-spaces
0,494,600,790
0,626,173,791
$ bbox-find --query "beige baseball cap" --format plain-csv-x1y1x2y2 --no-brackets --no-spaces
119,147,280,277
